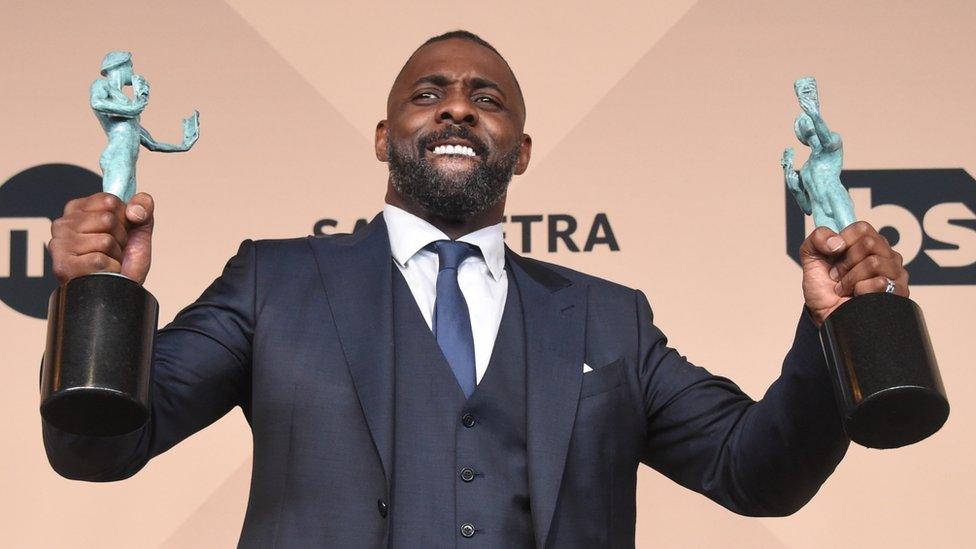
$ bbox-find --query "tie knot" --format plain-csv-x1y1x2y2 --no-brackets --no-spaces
431,240,478,271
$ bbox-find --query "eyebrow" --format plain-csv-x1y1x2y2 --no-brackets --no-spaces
410,74,507,99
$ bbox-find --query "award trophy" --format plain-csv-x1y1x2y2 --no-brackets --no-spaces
781,77,948,449
40,51,199,436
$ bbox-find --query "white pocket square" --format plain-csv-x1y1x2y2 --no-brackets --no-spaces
582,362,593,373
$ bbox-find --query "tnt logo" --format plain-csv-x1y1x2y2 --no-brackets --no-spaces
0,164,101,318
786,169,976,285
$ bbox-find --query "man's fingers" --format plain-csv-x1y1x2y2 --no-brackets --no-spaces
69,209,128,248
835,255,903,297
852,275,909,298
53,253,122,283
837,221,880,247
832,230,894,280
70,233,124,262
72,192,128,246
79,253,122,275
80,192,125,215
800,226,846,260
64,192,121,217
62,196,85,216
126,192,154,227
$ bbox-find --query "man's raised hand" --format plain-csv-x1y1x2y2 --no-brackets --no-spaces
49,192,155,285
799,221,909,326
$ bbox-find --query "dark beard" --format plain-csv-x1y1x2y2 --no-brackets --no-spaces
387,127,520,222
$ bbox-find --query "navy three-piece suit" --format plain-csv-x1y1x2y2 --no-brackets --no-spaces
43,214,849,547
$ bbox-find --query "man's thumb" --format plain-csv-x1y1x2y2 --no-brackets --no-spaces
800,225,846,263
125,192,154,227
121,193,154,284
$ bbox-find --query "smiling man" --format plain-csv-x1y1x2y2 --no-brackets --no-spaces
379,32,530,235
43,31,910,547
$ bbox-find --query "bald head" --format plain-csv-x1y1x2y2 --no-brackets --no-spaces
387,31,526,123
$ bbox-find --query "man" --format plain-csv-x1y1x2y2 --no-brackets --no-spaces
44,31,909,547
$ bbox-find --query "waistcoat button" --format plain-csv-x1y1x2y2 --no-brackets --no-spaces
461,413,476,428
377,498,388,518
460,467,476,482
460,522,476,538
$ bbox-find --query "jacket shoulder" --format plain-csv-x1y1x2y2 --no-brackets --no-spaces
248,227,379,272
247,236,315,261
249,227,360,252
226,237,320,278
512,254,640,302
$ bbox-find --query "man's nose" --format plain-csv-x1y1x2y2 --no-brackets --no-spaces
437,94,478,126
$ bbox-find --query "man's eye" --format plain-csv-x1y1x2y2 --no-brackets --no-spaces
413,92,438,101
474,96,499,106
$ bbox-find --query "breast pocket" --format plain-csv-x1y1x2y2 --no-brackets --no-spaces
580,358,624,399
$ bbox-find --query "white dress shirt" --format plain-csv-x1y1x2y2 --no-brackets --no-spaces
383,204,508,385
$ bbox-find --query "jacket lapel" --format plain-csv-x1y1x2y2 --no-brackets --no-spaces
307,213,395,485
507,247,587,549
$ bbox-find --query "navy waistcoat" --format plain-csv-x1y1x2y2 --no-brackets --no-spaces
389,264,534,548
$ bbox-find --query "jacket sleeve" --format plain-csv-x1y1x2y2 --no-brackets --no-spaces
42,240,256,481
636,289,849,516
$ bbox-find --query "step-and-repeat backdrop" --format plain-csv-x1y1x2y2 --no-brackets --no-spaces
2,1,973,547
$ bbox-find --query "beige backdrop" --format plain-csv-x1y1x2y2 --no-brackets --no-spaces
1,1,974,547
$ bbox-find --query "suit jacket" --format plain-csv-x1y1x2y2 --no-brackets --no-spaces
43,213,849,548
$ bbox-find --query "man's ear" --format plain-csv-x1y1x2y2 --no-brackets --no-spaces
514,133,532,175
375,121,388,162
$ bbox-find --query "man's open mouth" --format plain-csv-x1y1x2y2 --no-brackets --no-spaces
425,138,483,159
431,144,476,157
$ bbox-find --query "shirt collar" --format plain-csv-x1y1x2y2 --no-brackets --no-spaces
382,203,506,281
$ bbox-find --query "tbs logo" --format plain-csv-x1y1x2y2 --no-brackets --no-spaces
0,164,101,318
786,169,976,285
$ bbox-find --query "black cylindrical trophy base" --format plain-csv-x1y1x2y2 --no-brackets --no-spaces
40,273,158,436
820,292,948,449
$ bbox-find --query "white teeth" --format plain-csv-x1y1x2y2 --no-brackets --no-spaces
432,144,476,157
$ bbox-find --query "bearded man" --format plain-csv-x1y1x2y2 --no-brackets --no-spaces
43,31,909,548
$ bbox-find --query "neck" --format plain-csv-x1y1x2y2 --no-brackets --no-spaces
385,183,505,240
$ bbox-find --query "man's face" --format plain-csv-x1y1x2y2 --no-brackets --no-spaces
376,38,531,221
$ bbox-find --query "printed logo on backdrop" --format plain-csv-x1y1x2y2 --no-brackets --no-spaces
314,213,620,253
785,169,976,285
0,164,102,318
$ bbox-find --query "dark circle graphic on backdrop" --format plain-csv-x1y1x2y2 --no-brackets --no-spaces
0,164,102,319
878,226,901,248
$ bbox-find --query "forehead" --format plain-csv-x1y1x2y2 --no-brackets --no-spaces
393,39,517,96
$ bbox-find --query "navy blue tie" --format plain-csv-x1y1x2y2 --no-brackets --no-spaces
431,240,478,398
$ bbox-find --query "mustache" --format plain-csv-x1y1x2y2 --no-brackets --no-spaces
416,126,488,156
